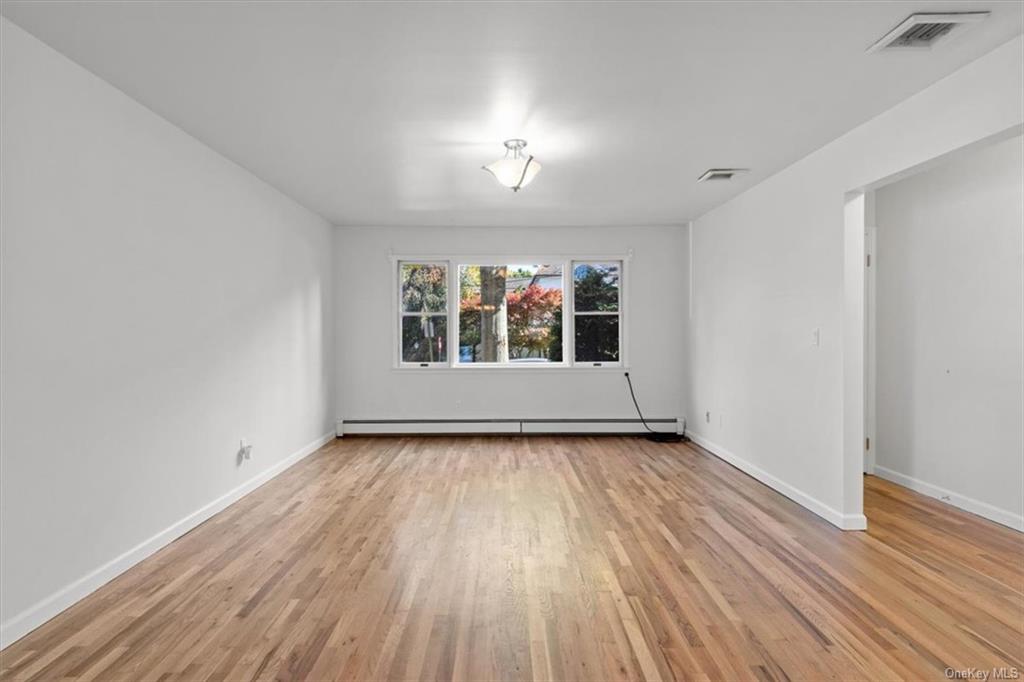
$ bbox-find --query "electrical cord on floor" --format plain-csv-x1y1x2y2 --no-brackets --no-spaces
624,372,688,443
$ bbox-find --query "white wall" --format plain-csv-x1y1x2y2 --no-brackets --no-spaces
335,225,687,425
873,135,1023,530
686,35,1023,529
0,18,335,646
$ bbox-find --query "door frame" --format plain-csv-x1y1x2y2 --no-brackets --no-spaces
842,124,1023,517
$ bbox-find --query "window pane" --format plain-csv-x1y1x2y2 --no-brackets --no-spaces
402,315,447,363
401,263,447,313
458,264,563,363
573,263,620,312
574,315,619,362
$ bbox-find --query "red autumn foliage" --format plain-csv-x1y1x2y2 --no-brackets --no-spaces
461,284,563,358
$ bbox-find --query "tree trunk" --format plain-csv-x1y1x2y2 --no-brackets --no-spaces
479,266,509,363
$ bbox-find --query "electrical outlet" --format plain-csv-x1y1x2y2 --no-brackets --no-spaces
239,439,253,461
705,411,710,424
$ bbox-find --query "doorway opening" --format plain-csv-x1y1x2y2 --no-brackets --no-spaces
845,126,1023,532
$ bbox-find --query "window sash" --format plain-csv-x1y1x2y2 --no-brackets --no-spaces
572,313,621,365
570,261,623,366
397,261,449,366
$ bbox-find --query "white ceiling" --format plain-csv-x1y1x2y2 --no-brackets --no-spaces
3,1,1021,227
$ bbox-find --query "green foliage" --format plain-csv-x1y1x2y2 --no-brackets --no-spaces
459,302,481,351
507,267,534,280
459,265,481,302
573,264,619,312
402,315,447,362
401,264,447,312
548,312,563,362
574,316,618,362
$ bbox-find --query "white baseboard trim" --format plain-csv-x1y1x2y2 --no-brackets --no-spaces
0,430,337,650
688,432,867,531
344,420,520,435
521,421,674,434
337,417,681,436
873,465,1024,532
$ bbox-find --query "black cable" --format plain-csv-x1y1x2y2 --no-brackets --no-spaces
624,372,687,443
624,372,657,434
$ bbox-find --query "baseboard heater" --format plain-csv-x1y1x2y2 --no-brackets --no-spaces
338,418,683,436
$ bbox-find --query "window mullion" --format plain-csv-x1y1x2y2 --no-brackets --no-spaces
566,259,575,366
448,260,456,368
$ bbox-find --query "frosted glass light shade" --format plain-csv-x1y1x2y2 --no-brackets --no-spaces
482,140,541,191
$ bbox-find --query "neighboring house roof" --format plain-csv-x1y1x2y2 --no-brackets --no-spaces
507,272,563,292
463,268,564,295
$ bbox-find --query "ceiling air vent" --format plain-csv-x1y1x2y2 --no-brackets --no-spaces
867,12,989,53
697,168,748,183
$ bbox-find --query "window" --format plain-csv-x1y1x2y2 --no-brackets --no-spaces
458,264,563,365
573,262,621,364
396,257,624,368
399,262,448,365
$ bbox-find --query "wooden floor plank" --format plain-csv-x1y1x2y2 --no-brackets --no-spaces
1,436,1021,681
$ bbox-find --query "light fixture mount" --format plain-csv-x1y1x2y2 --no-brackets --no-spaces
482,139,542,192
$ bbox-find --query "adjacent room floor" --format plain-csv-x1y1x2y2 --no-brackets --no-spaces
1,436,1021,681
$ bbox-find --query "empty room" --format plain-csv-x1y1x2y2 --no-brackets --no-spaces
1,1,1022,680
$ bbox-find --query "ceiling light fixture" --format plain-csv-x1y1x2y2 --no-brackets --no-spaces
482,139,541,192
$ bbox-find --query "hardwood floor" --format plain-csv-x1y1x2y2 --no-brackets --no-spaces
1,436,1021,681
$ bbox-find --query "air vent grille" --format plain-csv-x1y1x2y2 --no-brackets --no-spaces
697,168,748,183
867,12,989,52
894,22,956,46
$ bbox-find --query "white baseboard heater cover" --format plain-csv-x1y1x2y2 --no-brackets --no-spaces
338,418,682,436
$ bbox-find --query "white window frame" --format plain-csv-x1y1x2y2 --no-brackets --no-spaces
392,254,629,371
454,260,570,369
570,260,624,368
396,260,450,368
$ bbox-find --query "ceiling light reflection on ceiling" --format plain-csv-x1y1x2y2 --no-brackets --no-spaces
482,139,541,192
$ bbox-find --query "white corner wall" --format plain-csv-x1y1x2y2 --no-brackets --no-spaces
334,225,688,426
873,135,1023,530
1,18,335,647
686,35,1023,529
